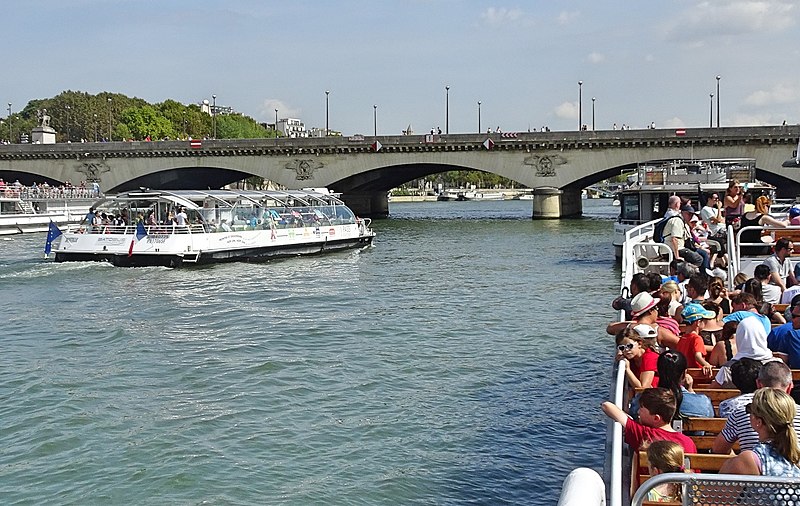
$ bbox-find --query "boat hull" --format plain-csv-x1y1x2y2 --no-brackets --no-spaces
54,226,375,268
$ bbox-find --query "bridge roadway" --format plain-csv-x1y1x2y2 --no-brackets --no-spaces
1,125,798,217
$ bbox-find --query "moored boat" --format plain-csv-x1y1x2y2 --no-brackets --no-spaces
612,158,774,261
0,186,94,235
50,189,375,267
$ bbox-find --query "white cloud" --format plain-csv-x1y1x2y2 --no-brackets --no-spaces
555,101,578,120
729,112,784,126
260,99,301,122
557,10,579,25
744,83,799,107
663,1,795,43
481,7,524,26
587,52,605,64
661,117,686,129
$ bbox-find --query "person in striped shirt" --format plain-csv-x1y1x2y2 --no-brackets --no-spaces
712,360,800,453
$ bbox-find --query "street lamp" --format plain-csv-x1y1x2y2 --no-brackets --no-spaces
445,85,450,134
373,104,377,137
591,97,596,131
93,113,98,142
183,111,187,138
325,90,330,135
477,101,481,133
107,97,112,141
715,75,721,128
212,94,217,138
7,103,11,143
578,81,583,131
65,105,71,142
274,109,278,134
709,93,714,128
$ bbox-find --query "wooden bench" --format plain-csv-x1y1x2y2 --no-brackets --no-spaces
633,387,740,416
687,367,800,383
636,450,735,492
683,417,726,434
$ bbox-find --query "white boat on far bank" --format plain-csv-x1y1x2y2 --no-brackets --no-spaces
0,186,95,235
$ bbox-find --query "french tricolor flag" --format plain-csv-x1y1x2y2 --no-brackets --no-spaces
128,221,148,257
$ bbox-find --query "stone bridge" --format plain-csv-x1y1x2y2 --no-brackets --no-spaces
1,125,798,217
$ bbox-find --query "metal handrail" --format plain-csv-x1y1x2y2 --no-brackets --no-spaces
632,472,800,505
606,360,629,506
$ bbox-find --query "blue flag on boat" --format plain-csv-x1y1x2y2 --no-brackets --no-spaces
44,221,63,255
128,221,148,257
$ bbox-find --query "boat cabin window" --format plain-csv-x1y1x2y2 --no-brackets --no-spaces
620,194,640,221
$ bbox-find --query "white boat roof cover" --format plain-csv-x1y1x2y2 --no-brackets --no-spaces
94,189,346,210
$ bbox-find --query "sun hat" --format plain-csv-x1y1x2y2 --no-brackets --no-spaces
632,324,658,339
630,292,658,318
681,302,716,323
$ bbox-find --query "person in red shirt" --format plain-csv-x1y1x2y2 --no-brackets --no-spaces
677,303,715,376
602,387,697,454
615,325,660,389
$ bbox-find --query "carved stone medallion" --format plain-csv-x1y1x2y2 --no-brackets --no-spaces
523,154,568,177
75,160,111,182
285,159,324,180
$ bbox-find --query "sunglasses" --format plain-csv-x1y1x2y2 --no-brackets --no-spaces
617,343,636,352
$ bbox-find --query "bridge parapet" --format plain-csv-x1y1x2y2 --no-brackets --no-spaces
0,126,797,161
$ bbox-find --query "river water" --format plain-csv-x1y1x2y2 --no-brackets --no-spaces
0,199,620,505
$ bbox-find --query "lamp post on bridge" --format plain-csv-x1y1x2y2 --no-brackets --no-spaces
373,105,377,137
477,101,481,133
275,109,278,135
715,75,721,128
445,85,450,134
578,81,583,131
591,97,596,131
65,105,71,142
325,90,330,136
93,113,97,142
7,103,12,143
212,94,217,139
709,93,714,128
107,97,112,141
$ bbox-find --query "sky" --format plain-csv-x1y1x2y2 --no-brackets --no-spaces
2,1,799,136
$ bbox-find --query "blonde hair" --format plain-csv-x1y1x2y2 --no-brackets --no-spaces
733,272,749,287
646,440,685,473
751,388,800,465
660,281,680,300
755,196,771,215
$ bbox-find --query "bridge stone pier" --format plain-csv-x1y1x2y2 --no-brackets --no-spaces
0,126,798,218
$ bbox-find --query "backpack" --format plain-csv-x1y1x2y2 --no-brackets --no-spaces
653,215,682,243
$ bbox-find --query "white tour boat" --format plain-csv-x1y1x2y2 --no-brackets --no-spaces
612,158,774,261
50,189,375,267
0,186,94,235
558,209,800,506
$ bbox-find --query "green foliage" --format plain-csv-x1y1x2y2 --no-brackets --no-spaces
119,106,176,140
1,90,274,143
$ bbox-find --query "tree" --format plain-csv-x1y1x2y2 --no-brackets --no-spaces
118,106,176,140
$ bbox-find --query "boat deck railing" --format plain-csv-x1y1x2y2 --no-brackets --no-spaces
2,186,101,200
67,217,373,237
729,224,800,287
631,472,800,505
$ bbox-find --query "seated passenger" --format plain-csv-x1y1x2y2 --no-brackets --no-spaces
601,387,697,453
219,219,232,232
712,360,800,454
677,303,716,375
719,388,800,476
718,357,761,418
615,326,659,389
632,350,714,420
708,320,739,367
607,292,680,349
644,440,686,503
